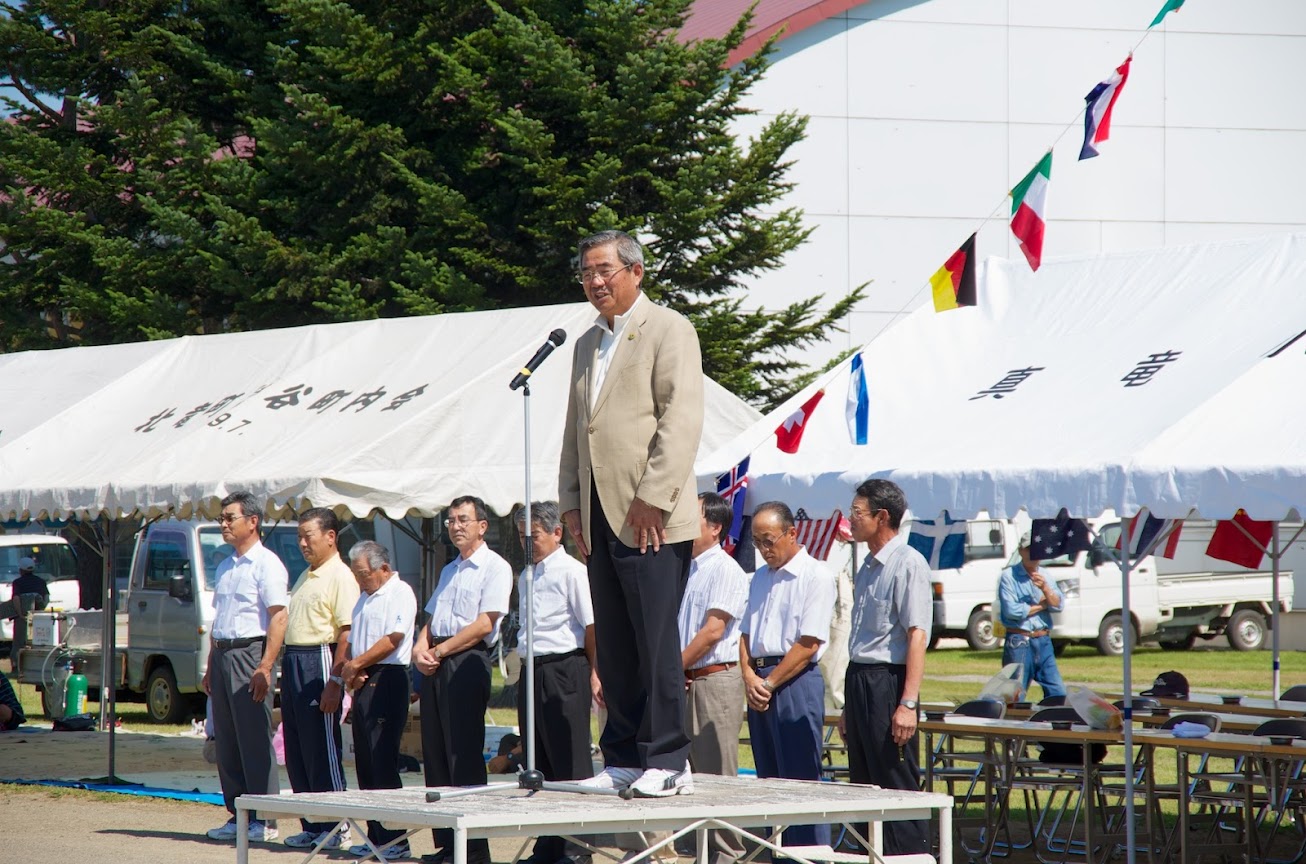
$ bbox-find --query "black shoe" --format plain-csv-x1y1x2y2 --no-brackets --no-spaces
558,857,592,864
421,853,450,864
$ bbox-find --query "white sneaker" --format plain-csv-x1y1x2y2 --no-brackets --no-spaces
629,762,694,798
577,765,643,791
318,828,352,850
285,832,320,849
206,819,238,841
348,841,412,860
249,821,280,842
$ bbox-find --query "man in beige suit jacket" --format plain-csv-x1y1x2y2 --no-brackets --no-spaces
560,229,704,799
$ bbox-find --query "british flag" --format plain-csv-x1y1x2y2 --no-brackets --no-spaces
715,457,750,554
794,508,849,560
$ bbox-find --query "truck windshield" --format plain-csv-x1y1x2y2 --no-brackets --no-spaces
197,526,308,591
0,543,79,583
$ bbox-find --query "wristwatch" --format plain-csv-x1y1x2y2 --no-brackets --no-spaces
761,678,777,692
899,698,919,710
329,675,344,686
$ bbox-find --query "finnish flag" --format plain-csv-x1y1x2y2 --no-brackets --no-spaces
907,513,967,570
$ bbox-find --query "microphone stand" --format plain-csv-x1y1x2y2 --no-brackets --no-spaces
425,379,616,803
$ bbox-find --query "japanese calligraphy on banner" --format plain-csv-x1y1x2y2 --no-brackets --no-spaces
134,382,430,435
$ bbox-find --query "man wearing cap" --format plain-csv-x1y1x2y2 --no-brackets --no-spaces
1,557,49,668
997,530,1066,701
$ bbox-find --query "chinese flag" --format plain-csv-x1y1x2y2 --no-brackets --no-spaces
1206,510,1273,569
775,389,825,454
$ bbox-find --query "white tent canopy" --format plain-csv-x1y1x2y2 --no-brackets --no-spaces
699,233,1306,523
0,303,760,520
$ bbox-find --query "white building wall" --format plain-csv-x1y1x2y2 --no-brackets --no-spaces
740,0,1306,368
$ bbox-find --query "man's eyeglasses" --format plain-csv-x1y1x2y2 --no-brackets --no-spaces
217,514,250,525
445,516,484,527
754,534,784,552
850,507,883,521
576,262,634,285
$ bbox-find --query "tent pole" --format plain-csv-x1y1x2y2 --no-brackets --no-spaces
1273,526,1282,703
1120,528,1137,864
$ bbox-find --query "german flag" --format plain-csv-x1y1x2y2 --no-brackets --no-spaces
929,233,977,312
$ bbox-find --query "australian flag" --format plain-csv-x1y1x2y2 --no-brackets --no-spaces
907,512,967,570
1030,509,1093,561
715,456,749,554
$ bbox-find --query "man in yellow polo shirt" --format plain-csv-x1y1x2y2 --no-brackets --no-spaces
281,507,361,850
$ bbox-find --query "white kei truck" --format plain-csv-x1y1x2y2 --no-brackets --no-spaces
923,516,1296,656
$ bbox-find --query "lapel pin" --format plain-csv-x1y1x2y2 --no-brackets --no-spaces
627,333,636,341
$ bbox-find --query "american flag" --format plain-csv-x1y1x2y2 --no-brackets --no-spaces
794,508,848,560
715,457,749,554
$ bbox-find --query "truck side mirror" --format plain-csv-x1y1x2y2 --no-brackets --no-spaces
989,528,1001,544
168,573,193,602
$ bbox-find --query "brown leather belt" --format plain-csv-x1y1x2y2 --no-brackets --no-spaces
686,662,737,681
1008,629,1050,638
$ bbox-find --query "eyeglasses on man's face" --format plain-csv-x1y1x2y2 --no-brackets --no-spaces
576,262,635,285
217,513,250,525
445,516,484,527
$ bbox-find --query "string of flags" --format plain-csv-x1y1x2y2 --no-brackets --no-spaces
707,1,1262,566
926,0,1178,295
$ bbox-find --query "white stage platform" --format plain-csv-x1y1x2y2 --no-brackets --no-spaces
235,775,951,864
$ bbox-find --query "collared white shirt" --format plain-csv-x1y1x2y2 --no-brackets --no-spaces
211,541,290,640
678,544,748,669
741,547,836,661
590,291,644,409
351,573,417,666
848,533,933,664
424,542,512,646
516,547,593,657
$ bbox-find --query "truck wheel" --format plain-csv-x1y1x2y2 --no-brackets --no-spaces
146,666,189,724
1097,614,1134,656
1227,610,1267,651
1159,634,1198,651
1052,640,1069,657
966,608,998,651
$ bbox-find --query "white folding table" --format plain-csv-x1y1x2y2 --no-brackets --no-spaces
235,775,951,864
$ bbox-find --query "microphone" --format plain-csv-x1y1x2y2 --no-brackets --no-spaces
509,329,567,390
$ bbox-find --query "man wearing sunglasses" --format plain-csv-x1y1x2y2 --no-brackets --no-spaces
203,490,289,844
739,501,837,851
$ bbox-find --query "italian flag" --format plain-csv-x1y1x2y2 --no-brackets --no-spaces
1011,152,1052,272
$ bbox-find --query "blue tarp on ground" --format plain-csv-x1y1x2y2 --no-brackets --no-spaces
5,777,223,805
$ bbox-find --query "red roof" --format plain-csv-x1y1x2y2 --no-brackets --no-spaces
682,0,862,65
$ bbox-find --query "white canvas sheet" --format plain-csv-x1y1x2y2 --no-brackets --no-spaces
699,234,1306,521
0,303,759,519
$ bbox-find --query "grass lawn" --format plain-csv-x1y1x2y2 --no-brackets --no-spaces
12,643,1302,782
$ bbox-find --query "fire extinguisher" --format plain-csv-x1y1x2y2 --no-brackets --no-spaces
64,658,89,717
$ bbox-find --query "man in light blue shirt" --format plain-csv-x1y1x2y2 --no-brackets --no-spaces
843,479,932,857
997,530,1066,700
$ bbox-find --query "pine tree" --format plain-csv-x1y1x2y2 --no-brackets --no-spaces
0,0,862,408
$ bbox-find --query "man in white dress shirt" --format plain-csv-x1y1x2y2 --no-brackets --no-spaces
412,495,512,864
342,540,418,860
202,491,289,844
739,501,836,851
678,492,748,864
510,501,601,864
